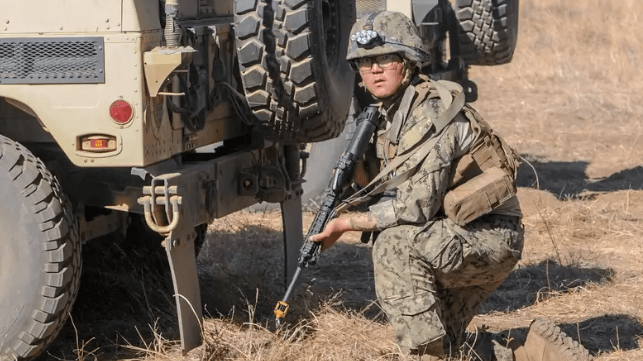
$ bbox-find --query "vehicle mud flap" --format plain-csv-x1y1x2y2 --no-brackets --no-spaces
138,177,204,352
280,195,304,285
165,223,203,353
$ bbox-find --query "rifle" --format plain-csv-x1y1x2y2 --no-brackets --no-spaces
274,106,379,326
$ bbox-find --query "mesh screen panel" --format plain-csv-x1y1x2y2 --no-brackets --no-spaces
356,0,386,16
0,37,105,84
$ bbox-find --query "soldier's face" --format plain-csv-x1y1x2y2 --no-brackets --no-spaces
359,55,405,99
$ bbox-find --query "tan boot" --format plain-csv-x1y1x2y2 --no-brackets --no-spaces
513,318,592,361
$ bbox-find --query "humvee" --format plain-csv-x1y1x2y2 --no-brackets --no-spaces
0,0,517,359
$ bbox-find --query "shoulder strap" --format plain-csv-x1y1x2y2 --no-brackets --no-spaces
430,79,462,131
335,81,465,213
387,84,417,144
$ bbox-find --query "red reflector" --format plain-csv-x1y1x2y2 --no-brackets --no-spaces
109,100,133,124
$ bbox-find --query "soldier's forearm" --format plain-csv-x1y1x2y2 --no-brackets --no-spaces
348,213,379,232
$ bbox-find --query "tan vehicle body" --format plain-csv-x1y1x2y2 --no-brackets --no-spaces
0,0,242,169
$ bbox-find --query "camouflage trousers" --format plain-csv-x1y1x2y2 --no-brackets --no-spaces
372,214,523,352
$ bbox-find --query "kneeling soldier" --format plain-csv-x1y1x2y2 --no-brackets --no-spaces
312,10,590,361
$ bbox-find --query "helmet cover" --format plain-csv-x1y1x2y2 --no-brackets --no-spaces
346,11,429,64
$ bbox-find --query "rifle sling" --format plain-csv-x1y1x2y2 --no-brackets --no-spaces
335,81,465,214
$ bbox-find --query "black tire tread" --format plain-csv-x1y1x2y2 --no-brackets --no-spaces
235,0,346,143
455,0,518,65
0,136,81,360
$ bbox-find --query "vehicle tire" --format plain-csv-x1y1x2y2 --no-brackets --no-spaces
234,0,356,143
454,0,519,65
0,136,81,360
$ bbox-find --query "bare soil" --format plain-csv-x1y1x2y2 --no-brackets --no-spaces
40,0,643,360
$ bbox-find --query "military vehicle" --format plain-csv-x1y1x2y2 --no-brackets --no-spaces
0,0,518,359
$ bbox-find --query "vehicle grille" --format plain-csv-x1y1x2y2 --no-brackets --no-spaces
356,0,386,17
0,37,105,84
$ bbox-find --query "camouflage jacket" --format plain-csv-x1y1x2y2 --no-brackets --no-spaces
367,77,521,229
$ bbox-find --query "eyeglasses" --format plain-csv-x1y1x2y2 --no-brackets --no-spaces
354,54,402,72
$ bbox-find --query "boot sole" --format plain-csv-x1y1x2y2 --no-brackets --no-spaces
528,317,592,361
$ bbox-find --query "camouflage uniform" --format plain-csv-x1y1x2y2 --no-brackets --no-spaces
367,82,523,351
346,11,524,354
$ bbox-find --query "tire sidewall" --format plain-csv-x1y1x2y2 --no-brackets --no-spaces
0,138,80,360
506,0,520,54
0,184,43,346
308,0,356,137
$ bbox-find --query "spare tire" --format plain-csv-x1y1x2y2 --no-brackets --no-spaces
454,0,519,65
234,0,356,143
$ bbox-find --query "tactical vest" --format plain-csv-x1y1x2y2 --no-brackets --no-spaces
442,104,520,224
361,78,520,225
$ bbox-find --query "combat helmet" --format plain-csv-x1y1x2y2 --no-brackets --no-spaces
346,11,429,64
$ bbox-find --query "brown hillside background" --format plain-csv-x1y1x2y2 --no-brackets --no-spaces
43,0,643,360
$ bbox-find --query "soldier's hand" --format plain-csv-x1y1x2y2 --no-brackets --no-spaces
310,218,351,251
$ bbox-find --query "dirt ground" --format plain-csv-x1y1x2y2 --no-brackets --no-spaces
41,0,643,360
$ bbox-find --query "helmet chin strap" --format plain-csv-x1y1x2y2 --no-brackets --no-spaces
398,60,416,91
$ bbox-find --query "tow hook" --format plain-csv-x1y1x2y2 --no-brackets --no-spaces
138,177,182,234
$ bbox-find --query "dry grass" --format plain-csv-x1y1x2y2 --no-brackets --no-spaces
42,0,643,360
472,0,643,179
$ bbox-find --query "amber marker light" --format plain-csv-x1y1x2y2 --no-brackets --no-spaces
109,100,133,124
80,135,117,153
91,139,106,148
